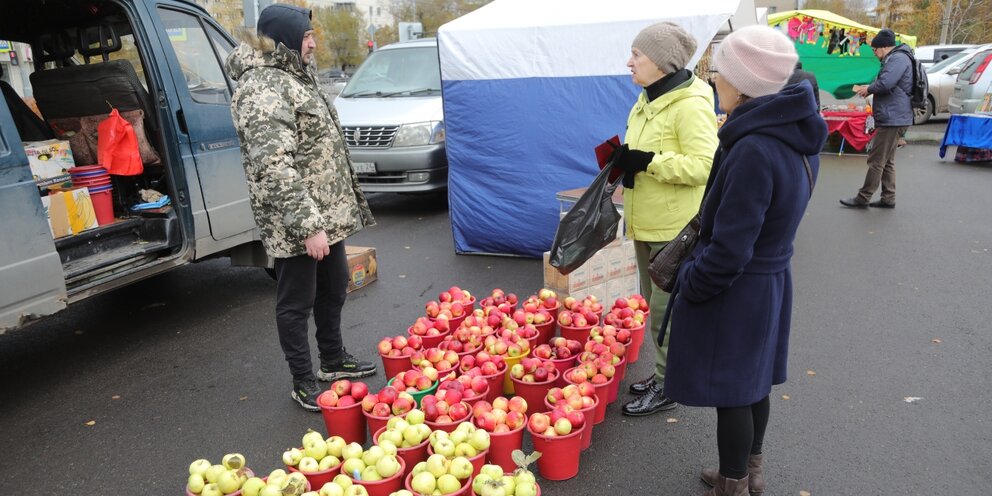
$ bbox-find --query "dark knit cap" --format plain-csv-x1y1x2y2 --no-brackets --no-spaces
258,4,313,54
871,29,896,48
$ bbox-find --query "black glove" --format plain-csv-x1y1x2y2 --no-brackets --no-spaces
613,144,654,188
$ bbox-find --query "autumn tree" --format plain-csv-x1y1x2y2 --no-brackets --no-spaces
312,6,367,71
388,0,492,37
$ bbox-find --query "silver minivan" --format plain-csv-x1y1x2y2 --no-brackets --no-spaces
334,38,447,193
948,47,992,114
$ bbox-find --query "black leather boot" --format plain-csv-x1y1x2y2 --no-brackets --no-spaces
628,375,657,395
621,381,676,416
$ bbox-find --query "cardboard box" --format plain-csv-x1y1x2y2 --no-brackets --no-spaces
44,187,98,238
606,278,624,303
624,275,640,298
346,246,377,293
587,250,608,287
24,139,74,189
582,283,606,305
543,251,592,296
622,240,637,276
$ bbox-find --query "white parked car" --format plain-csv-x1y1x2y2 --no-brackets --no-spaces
918,44,992,123
948,46,992,115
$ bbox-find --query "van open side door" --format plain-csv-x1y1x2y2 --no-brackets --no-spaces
0,99,68,332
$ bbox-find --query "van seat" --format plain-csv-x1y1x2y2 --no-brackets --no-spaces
30,59,155,131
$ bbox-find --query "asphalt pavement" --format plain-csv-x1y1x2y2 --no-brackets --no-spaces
2,143,991,495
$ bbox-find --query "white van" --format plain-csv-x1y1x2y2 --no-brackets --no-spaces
915,44,976,69
333,38,447,193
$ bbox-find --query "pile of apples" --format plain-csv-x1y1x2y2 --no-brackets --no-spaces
471,397,528,433
509,357,557,383
376,412,432,449
482,332,530,359
588,325,632,347
509,306,554,328
425,299,468,321
472,464,539,496
612,294,649,313
478,288,518,314
576,340,626,366
340,443,403,482
308,476,370,496
546,383,598,411
468,351,506,377
187,454,255,496
410,348,460,376
362,385,417,418
438,376,488,403
438,286,474,305
420,392,472,424
390,369,436,394
317,380,370,408
283,431,346,475
527,407,585,437
563,295,604,315
378,335,424,358
531,337,583,361
499,320,540,342
409,316,451,338
556,308,599,328
602,305,647,330
409,453,475,495
438,324,489,354
564,360,614,386
428,422,491,458
244,469,311,496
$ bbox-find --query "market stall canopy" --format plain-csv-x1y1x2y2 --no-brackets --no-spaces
767,9,917,99
438,0,740,257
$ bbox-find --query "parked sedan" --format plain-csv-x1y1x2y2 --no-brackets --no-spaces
918,44,992,124
948,47,992,115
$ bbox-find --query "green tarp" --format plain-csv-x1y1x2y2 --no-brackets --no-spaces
767,10,917,99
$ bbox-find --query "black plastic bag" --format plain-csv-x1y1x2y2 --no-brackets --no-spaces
549,161,622,275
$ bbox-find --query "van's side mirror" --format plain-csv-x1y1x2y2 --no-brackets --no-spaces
949,67,962,75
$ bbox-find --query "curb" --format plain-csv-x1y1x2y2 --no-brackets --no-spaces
905,131,945,144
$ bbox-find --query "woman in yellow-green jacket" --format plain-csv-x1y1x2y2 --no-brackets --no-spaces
612,21,719,417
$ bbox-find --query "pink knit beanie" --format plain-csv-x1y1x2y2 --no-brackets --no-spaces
713,25,798,98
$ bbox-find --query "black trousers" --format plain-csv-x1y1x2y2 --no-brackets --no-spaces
716,395,770,479
274,242,348,382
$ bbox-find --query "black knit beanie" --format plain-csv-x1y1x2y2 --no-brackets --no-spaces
871,29,896,48
258,4,313,54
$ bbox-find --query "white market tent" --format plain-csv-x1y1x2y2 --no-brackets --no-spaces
438,0,741,257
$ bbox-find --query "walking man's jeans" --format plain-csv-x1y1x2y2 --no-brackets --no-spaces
274,242,348,381
858,126,907,204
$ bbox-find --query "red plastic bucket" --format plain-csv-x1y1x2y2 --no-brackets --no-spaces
526,418,583,480
545,395,598,451
287,458,340,492
381,352,414,380
426,444,488,478
185,469,257,496
409,327,451,349
533,320,556,346
88,187,115,226
549,356,576,388
461,384,489,407
431,312,467,330
606,357,625,404
424,402,473,433
509,371,558,416
559,324,594,343
69,165,107,173
479,366,505,403
501,351,530,394
320,400,367,445
73,176,111,185
404,468,471,496
364,409,408,440
563,368,613,425
626,323,647,363
373,426,428,479
486,422,525,473
352,457,406,496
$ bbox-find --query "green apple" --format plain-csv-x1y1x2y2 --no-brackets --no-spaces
298,456,321,473
286,472,309,494
319,481,345,496
515,482,538,496
318,454,340,470
433,438,456,458
344,485,369,496
283,448,304,467
480,481,505,496
342,442,364,460
428,430,448,446
266,469,287,487
360,465,382,481
416,424,431,440
448,456,473,480
499,475,515,495
411,461,427,476
393,491,414,496
406,409,426,425
200,483,223,496
375,455,401,478
472,474,493,495
189,459,212,477
454,443,477,457
382,429,404,447
411,472,437,494
425,454,448,478
378,440,398,457
332,474,353,491
204,465,227,484
468,430,491,451
341,457,365,477
455,422,474,434
326,436,347,458
288,471,309,486
240,477,266,496
386,417,409,432
187,473,206,494
403,425,424,446
305,437,329,460
217,470,242,494
437,474,461,495
449,430,468,446
222,453,246,470
303,429,325,446
514,470,536,485
480,465,503,481
361,446,385,467
258,485,282,496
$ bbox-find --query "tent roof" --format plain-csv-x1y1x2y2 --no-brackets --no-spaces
767,9,916,47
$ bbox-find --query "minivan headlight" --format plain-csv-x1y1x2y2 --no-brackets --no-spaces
393,121,445,147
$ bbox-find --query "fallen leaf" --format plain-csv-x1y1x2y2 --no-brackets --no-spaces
74,330,84,335
399,275,406,279
111,395,120,400
84,420,96,426
868,231,875,235
666,417,678,423
806,370,816,376
781,394,791,400
904,396,923,403
239,396,248,401
800,491,811,496
932,338,942,344
404,246,410,249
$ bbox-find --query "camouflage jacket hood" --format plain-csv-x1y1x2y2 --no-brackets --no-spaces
227,41,374,258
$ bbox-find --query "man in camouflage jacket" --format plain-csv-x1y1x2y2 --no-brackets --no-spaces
226,3,377,411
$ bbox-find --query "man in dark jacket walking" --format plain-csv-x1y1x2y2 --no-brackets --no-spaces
840,28,912,209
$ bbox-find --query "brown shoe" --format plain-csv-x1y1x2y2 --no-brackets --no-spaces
701,454,764,495
702,473,749,496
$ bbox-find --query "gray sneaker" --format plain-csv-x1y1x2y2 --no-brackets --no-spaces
291,379,322,412
318,350,377,381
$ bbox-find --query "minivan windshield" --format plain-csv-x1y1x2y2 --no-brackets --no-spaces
341,45,441,97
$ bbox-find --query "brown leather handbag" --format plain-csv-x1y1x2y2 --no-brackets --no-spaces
648,156,813,292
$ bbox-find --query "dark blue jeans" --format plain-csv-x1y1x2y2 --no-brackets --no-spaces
274,242,348,382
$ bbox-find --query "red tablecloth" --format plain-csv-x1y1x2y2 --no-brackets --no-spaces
822,111,874,151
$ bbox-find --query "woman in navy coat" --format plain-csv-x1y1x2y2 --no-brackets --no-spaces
661,26,828,496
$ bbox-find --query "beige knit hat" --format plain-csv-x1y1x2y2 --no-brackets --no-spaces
713,25,798,98
632,21,697,74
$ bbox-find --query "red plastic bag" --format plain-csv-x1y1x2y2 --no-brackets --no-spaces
97,108,143,176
